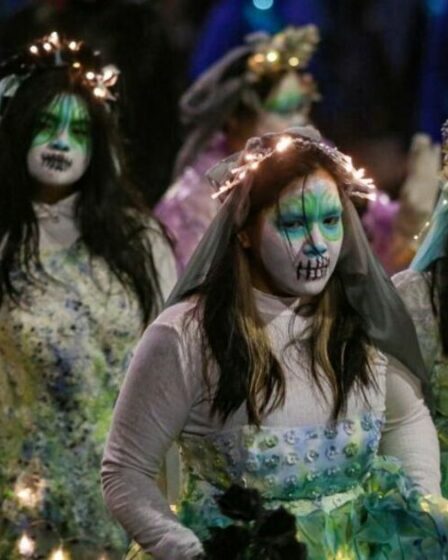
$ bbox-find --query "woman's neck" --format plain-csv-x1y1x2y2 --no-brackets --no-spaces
33,183,78,205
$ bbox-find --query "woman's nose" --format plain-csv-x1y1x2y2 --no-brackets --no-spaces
303,242,327,257
49,129,70,152
303,225,328,257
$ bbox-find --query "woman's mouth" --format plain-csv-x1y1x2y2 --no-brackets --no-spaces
41,152,73,172
296,256,330,280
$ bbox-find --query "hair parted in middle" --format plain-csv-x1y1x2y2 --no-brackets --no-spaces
0,37,163,325
192,144,375,426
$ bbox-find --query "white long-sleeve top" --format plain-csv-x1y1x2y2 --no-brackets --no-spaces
102,289,440,560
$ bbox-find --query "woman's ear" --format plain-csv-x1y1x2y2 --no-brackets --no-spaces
238,230,252,249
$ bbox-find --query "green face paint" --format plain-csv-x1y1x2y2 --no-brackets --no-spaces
258,172,344,297
27,94,92,188
271,182,343,242
32,94,91,153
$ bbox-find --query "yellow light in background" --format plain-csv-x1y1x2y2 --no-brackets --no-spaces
49,546,70,560
14,478,45,509
17,533,35,557
29,45,39,55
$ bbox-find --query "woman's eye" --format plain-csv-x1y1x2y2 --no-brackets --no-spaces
72,124,89,136
38,116,54,130
279,218,305,229
323,215,341,226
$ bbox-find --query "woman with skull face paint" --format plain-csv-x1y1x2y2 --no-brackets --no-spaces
0,35,177,559
103,127,448,560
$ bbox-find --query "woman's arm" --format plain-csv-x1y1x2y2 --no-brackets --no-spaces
101,321,204,560
379,355,441,495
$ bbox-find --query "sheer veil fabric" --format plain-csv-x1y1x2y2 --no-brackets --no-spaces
167,127,432,406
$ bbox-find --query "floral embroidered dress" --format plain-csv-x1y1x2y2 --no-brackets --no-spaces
102,290,448,560
0,193,177,560
394,268,448,497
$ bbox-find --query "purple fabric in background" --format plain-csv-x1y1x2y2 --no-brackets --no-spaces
362,194,400,275
154,133,230,272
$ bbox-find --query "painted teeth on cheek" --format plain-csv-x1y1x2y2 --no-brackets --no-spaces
41,153,73,172
296,256,330,281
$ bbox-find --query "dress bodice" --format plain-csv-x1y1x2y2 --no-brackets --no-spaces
180,411,383,502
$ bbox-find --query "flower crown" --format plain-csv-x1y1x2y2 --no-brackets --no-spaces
209,128,376,201
247,25,320,76
0,31,119,115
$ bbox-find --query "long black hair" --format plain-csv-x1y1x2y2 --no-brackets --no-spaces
0,67,162,324
197,149,373,426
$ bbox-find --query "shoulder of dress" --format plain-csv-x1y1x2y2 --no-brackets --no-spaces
392,268,429,291
392,268,432,308
151,298,200,334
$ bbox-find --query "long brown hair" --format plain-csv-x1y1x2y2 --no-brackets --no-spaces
196,150,374,426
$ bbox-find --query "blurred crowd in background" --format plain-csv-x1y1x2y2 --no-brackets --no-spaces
1,0,447,207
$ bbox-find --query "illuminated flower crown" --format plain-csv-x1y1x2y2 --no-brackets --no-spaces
247,25,320,76
0,31,119,115
209,128,376,201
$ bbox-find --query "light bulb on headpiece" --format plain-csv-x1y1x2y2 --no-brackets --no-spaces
342,156,374,189
247,25,320,77
103,69,114,82
275,136,293,152
49,31,59,44
288,56,300,67
266,50,279,63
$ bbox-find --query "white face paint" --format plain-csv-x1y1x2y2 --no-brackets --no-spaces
27,94,92,188
256,169,344,297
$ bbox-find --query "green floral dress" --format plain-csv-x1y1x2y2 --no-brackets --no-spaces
394,268,448,496
0,202,176,559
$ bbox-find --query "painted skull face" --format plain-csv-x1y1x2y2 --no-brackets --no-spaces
27,94,92,187
258,169,344,296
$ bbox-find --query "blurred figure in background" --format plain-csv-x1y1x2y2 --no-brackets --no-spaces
0,33,176,559
0,0,180,206
155,25,321,270
394,118,448,497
